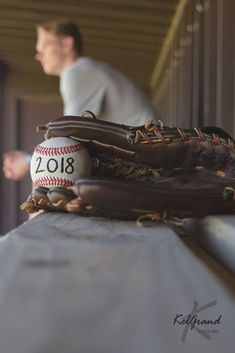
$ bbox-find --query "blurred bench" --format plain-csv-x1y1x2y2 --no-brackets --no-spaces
0,212,234,353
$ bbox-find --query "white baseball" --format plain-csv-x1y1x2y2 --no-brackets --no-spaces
30,137,91,189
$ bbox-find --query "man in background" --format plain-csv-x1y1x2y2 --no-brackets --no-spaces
3,20,157,181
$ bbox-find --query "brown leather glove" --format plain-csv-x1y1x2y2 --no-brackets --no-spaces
20,112,235,223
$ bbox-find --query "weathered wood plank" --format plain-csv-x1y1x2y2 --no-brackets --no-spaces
0,213,234,353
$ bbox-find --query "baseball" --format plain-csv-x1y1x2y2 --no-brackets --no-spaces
30,137,91,189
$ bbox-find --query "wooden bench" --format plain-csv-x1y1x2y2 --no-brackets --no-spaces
0,212,234,353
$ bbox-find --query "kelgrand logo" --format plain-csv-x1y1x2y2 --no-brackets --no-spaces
173,300,222,342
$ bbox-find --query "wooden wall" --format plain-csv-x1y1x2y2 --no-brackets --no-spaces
151,0,235,133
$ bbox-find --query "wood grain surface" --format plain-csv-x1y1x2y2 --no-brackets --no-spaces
0,212,234,353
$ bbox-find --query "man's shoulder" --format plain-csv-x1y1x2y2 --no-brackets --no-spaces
63,57,137,89
71,57,104,71
76,58,107,76
61,58,103,83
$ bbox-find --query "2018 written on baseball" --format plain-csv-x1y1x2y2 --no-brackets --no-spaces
30,137,92,188
35,156,75,174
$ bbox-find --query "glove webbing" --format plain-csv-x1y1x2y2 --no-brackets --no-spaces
128,121,235,149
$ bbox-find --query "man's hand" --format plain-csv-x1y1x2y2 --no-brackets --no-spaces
3,150,30,181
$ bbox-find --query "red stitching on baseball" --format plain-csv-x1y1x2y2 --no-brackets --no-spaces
34,143,83,156
33,177,74,189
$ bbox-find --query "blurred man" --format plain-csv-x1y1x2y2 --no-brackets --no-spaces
3,20,157,181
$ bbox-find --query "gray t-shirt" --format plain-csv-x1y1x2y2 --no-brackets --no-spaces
60,57,157,126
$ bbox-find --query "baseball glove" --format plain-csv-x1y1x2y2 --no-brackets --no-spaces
21,112,235,224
